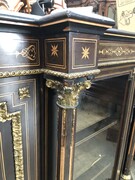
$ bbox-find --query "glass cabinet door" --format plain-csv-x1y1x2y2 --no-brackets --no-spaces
73,76,128,180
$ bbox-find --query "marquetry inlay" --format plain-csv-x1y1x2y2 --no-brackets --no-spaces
98,41,135,62
0,33,40,68
16,45,36,61
45,38,66,69
99,47,135,57
51,44,59,57
81,46,90,59
72,37,97,70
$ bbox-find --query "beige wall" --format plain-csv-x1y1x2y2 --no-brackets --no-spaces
116,0,135,32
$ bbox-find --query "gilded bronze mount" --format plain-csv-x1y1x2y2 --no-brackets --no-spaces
46,79,91,109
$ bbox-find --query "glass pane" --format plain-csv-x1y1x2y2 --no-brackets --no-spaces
73,76,128,180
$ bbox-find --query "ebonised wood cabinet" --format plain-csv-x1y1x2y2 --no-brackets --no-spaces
0,9,135,180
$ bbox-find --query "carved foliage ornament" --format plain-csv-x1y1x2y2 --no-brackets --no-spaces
18,87,30,100
0,102,24,180
46,79,91,108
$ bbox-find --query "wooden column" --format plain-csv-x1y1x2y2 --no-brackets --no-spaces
121,105,135,180
46,78,91,180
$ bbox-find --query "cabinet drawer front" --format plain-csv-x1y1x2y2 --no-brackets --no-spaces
0,33,40,69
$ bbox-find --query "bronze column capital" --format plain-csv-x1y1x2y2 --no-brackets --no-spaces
46,79,91,109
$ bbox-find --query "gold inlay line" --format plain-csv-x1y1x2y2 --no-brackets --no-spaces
69,109,76,180
104,32,135,39
60,109,66,180
0,20,38,27
40,18,112,28
128,122,135,155
0,68,100,79
98,60,135,67
0,132,6,180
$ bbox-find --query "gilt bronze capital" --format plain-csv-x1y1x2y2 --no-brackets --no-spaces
46,79,91,109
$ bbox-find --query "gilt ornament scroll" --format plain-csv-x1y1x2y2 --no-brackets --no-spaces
0,102,24,180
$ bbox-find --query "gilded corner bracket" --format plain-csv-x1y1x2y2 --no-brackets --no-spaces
46,79,91,109
0,102,24,180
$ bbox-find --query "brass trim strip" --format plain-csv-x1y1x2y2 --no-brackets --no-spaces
98,60,135,67
69,109,76,180
128,122,135,155
0,68,100,79
0,20,38,27
0,66,134,79
133,144,135,156
0,102,24,180
0,132,6,180
0,69,43,78
104,32,135,39
40,18,112,28
60,109,66,180
44,69,100,79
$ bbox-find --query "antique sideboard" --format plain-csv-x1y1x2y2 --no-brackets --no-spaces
0,9,135,180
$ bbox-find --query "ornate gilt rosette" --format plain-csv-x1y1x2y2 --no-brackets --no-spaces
0,102,24,180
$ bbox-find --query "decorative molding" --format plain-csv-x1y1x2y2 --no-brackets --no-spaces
0,132,6,180
46,79,91,108
0,69,43,78
0,102,24,180
43,69,100,79
0,68,100,79
18,87,30,100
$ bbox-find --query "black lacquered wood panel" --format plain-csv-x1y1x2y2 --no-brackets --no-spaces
0,33,40,69
0,76,40,180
